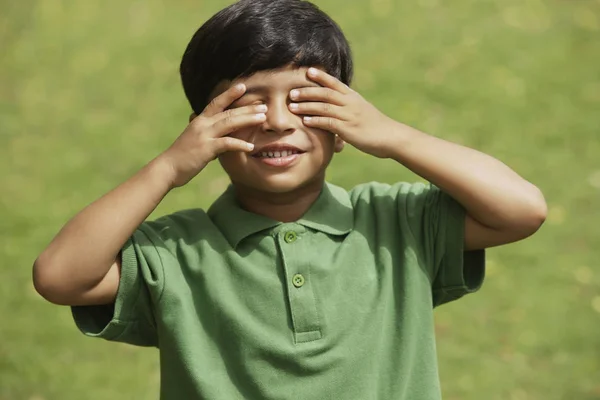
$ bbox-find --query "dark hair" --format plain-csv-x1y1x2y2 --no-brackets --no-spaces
180,0,353,114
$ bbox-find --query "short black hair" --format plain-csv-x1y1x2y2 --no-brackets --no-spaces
180,0,353,114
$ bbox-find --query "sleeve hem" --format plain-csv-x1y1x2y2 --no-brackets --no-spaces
71,238,143,339
433,193,486,306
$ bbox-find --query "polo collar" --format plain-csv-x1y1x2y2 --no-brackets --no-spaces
207,182,354,248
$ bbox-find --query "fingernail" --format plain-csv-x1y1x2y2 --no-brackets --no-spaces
256,104,267,112
246,143,255,150
236,84,245,91
254,113,266,120
303,116,312,123
289,103,298,110
308,68,318,76
290,90,299,99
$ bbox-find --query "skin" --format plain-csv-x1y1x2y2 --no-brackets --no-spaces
289,67,547,250
202,66,345,222
32,65,546,307
33,78,270,305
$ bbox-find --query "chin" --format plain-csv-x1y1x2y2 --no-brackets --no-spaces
251,177,313,194
232,172,324,195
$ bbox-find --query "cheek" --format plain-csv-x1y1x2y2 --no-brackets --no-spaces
219,151,245,165
310,129,336,153
228,128,254,140
218,152,247,178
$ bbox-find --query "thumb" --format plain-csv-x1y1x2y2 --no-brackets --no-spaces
214,137,255,155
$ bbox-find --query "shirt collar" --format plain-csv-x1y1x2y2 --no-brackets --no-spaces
207,182,354,248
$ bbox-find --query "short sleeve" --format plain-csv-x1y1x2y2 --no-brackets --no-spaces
71,224,166,347
401,183,485,307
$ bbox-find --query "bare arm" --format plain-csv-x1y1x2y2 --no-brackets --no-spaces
33,159,173,306
33,84,267,306
289,68,547,250
387,123,547,250
287,68,547,251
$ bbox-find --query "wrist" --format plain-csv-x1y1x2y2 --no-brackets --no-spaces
146,156,179,192
383,121,421,160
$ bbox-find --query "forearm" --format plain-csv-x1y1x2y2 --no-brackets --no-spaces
34,156,174,290
388,122,546,231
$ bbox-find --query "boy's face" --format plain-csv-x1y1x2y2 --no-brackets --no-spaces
206,66,344,194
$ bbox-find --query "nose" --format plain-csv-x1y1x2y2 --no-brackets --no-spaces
262,100,296,135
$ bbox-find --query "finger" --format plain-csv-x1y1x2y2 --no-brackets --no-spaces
307,68,352,94
289,87,345,106
302,116,343,135
211,112,266,137
212,136,256,155
289,102,348,120
211,103,268,124
202,84,247,118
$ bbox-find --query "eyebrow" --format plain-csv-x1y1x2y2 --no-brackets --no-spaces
243,85,269,96
243,82,321,96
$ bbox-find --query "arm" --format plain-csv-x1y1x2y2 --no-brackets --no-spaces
33,84,267,306
289,68,547,250
33,159,172,306
385,123,547,250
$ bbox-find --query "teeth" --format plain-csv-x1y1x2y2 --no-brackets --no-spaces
258,150,300,158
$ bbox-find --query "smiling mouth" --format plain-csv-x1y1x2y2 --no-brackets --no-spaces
252,149,303,158
251,144,306,159
250,146,306,167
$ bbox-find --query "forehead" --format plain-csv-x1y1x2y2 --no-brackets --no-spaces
209,66,320,103
236,66,313,89
238,66,324,96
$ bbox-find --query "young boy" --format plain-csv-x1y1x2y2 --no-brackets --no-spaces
33,0,547,398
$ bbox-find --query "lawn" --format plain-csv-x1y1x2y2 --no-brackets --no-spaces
1,0,599,399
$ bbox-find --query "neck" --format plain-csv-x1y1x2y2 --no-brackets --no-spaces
233,179,325,222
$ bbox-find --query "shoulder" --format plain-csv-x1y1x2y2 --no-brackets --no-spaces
345,181,456,238
347,180,437,209
137,208,213,245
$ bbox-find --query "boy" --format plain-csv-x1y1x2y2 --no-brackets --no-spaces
33,0,547,399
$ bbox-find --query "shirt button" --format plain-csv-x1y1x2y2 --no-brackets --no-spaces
292,274,305,288
284,231,298,243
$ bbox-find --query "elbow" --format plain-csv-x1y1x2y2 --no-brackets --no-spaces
519,184,547,236
32,255,72,306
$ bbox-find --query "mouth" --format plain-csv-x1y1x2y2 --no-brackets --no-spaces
250,144,306,167
251,145,306,159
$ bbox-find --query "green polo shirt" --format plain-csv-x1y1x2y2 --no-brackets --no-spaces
72,181,484,400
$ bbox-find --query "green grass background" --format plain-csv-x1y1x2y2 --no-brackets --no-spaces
1,0,599,399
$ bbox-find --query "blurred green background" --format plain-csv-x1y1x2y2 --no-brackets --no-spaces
1,0,599,399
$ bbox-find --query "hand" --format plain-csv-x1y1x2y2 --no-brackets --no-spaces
158,84,267,188
288,68,396,158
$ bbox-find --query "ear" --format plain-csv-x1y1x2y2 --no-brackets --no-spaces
189,112,198,123
334,135,345,153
